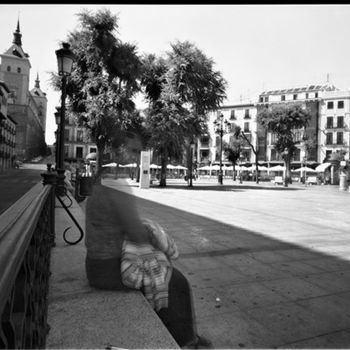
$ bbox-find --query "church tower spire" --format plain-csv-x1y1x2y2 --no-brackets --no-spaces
13,18,22,46
35,72,40,88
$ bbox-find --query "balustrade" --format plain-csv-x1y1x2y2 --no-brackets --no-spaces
0,178,55,349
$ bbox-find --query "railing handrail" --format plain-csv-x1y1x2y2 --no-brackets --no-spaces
0,182,52,313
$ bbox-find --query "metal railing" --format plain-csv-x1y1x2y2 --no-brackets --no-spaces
0,180,55,349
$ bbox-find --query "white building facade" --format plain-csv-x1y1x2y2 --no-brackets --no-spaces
318,90,350,163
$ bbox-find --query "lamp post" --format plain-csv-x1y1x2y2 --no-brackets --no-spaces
54,107,61,169
55,42,74,195
213,113,228,185
282,147,289,187
189,140,195,187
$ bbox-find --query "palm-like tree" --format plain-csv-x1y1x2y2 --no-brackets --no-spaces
257,103,311,186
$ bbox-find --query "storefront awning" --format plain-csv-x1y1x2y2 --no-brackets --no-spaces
315,162,331,172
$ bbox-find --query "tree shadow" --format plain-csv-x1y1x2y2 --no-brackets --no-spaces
150,183,301,192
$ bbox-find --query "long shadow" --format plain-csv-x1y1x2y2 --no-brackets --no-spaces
102,184,350,349
151,184,301,191
136,180,302,191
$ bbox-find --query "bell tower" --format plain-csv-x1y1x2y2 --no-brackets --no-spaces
0,19,31,106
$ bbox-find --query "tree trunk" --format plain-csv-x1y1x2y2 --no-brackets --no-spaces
159,154,167,187
232,163,236,181
255,160,259,184
283,159,290,187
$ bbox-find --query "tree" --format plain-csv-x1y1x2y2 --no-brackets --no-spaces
141,41,227,187
224,139,241,181
50,8,142,182
257,103,311,187
224,124,247,181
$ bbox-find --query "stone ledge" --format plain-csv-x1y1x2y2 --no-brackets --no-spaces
46,290,179,349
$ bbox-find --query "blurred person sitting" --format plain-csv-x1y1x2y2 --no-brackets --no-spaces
85,182,212,349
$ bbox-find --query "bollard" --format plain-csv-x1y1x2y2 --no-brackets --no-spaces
339,173,348,191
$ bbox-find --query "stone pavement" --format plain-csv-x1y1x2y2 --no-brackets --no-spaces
102,177,350,349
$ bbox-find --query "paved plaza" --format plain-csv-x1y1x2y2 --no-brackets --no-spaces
103,177,350,349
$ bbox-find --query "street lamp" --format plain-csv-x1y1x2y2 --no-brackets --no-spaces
282,147,289,187
55,42,74,195
189,140,195,187
213,113,228,185
300,139,308,185
54,107,61,168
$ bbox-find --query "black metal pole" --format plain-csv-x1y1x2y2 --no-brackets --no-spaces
189,146,193,187
56,75,67,196
219,127,223,185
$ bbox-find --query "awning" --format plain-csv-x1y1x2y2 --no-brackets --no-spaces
315,162,331,172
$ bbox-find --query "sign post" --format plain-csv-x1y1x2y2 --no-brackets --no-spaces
139,150,151,189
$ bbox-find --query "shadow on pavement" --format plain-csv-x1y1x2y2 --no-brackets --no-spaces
150,184,301,191
102,184,350,349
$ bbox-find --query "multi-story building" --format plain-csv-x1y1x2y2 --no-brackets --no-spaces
0,20,47,161
0,80,17,170
202,83,349,169
196,102,258,167
256,83,338,166
57,111,97,164
319,90,350,163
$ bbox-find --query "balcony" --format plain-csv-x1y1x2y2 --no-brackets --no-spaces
324,123,348,130
324,141,348,147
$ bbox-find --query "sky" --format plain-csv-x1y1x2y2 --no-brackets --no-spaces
1,4,350,145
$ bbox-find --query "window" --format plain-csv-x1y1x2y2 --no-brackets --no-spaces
259,97,263,103
326,117,333,128
17,67,21,73
200,136,209,146
293,148,301,162
76,146,83,158
315,92,318,98
293,131,301,142
281,95,286,101
305,93,309,99
293,94,298,100
64,128,69,142
337,116,344,128
271,133,277,144
244,122,250,132
77,129,84,142
270,149,277,161
264,96,269,102
244,109,250,118
64,145,69,158
230,109,235,120
327,101,334,109
326,133,333,145
90,147,97,153
338,101,344,109
326,150,332,160
7,66,11,72
337,132,343,145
